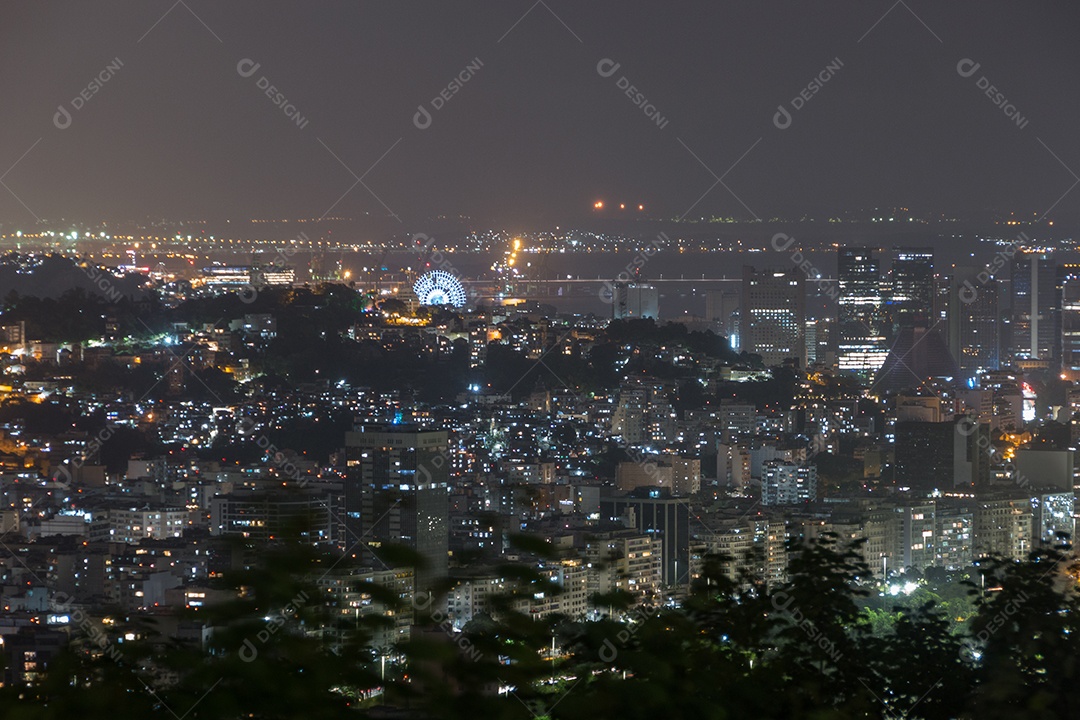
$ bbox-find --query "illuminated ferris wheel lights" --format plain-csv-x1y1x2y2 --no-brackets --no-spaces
413,269,467,308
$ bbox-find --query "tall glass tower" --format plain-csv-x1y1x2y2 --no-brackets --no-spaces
1011,253,1058,362
837,246,887,375
886,247,935,338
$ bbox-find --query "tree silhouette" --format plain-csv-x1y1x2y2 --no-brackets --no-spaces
7,531,1080,719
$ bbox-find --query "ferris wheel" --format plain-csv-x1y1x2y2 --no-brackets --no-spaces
413,269,467,308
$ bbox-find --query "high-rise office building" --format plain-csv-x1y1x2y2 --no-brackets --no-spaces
1058,264,1080,370
705,289,740,348
741,266,806,367
600,488,690,586
344,426,450,592
837,246,887,374
1011,253,1058,362
806,316,835,367
953,417,993,490
948,267,1000,373
886,247,934,337
805,319,819,365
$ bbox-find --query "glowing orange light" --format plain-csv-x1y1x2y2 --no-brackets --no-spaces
619,203,626,210
594,201,604,209
638,204,644,211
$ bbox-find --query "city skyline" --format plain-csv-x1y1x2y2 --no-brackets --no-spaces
5,3,1080,717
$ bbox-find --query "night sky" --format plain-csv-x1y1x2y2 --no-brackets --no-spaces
3,1,1080,229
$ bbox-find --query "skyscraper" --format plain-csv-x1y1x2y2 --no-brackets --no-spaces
705,289,740,348
886,247,934,337
1011,253,1058,362
948,267,1000,373
1058,264,1080,370
953,417,993,490
837,246,887,375
741,266,806,367
344,426,450,592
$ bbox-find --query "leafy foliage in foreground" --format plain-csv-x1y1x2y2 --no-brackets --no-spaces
3,535,1080,719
